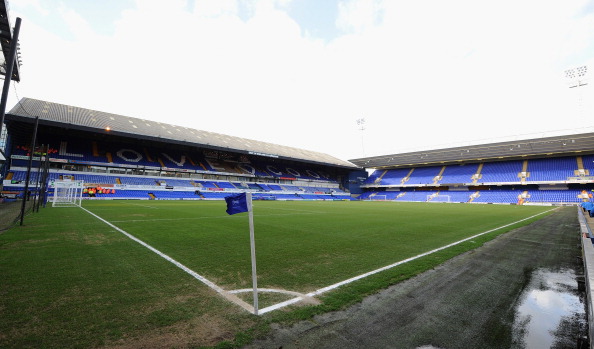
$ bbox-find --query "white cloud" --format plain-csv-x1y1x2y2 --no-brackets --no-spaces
12,0,49,16
336,0,383,33
7,0,594,161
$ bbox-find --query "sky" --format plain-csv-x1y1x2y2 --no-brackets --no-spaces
5,0,594,162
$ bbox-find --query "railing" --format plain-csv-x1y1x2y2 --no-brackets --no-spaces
578,207,594,348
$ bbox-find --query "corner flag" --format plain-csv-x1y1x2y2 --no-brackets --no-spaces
224,192,259,314
225,193,249,215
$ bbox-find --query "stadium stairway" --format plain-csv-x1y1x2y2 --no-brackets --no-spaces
518,160,530,184
377,170,388,183
517,191,530,205
576,156,590,176
433,166,446,185
401,168,414,185
468,191,480,203
471,163,484,184
92,141,100,157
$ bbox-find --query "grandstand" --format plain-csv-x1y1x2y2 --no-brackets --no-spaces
3,98,594,206
1,98,360,201
351,132,594,205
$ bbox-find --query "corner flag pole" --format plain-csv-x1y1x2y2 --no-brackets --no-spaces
246,192,259,315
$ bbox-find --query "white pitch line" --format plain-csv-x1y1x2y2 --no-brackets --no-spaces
79,206,254,313
79,205,556,316
258,208,557,314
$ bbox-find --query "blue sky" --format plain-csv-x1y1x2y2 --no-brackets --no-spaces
6,0,594,161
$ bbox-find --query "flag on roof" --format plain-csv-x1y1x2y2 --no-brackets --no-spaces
225,193,249,215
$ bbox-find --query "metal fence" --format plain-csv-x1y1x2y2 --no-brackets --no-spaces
0,198,35,231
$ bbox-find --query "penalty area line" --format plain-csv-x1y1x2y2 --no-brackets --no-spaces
258,208,556,314
79,206,255,314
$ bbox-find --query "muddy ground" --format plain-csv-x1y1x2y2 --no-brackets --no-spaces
244,207,586,349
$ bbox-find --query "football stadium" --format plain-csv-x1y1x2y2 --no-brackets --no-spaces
1,2,594,349
1,97,593,348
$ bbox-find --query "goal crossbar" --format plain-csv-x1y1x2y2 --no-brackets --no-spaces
52,180,84,207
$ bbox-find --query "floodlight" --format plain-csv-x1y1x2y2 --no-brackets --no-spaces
356,118,366,156
565,65,588,88
356,118,366,130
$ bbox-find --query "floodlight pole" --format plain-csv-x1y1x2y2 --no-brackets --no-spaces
565,66,589,119
32,146,43,210
0,17,22,139
19,116,38,226
356,118,366,157
39,145,51,210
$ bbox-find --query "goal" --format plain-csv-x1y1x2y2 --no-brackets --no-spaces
371,195,388,201
427,194,451,203
51,180,84,207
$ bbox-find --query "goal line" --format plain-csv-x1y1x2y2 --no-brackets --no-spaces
74,204,556,315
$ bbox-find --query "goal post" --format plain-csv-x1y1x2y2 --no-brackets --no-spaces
51,180,84,207
371,195,388,201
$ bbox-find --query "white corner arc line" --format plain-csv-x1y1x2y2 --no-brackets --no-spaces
79,206,254,313
259,208,556,314
80,206,554,316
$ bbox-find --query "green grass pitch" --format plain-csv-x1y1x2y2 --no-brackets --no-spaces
0,200,553,348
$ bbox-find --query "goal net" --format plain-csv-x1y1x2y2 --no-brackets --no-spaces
371,195,388,201
427,194,451,203
52,180,84,207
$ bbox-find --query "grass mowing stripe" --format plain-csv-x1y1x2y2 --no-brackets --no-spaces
79,206,256,313
306,207,557,297
257,207,557,314
81,201,553,293
2,201,558,348
108,211,321,223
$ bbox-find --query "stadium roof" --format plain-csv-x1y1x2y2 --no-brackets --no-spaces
350,132,594,169
6,98,358,169
0,0,20,82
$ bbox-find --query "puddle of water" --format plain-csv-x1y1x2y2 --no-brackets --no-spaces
512,268,587,348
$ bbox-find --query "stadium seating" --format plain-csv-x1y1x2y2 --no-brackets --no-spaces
405,167,443,185
478,161,523,183
152,191,198,199
524,190,581,203
526,157,576,182
439,164,479,184
8,135,342,184
10,131,594,206
471,190,522,204
582,155,594,175
381,168,414,185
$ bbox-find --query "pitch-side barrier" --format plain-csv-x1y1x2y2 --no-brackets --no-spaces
578,207,594,348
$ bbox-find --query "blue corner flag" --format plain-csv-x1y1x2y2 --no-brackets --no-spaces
225,193,249,215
